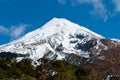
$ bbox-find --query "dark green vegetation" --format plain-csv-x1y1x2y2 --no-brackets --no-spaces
0,57,106,80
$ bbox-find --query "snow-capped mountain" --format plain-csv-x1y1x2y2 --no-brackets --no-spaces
0,18,119,65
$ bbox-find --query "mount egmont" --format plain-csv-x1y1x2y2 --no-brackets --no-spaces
0,18,119,65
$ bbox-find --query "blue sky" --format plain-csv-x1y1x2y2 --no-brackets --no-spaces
0,0,120,45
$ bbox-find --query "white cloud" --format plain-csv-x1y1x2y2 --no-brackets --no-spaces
58,0,109,21
10,24,30,39
57,0,67,5
0,25,9,34
74,0,109,21
0,24,30,40
113,0,120,12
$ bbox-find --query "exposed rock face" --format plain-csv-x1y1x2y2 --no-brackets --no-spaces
100,39,118,49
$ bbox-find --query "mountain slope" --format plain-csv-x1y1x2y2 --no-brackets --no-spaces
0,18,118,65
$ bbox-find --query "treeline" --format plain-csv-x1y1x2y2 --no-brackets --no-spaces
0,57,106,80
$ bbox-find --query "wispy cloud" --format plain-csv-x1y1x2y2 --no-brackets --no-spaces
10,24,30,39
113,0,120,12
0,25,9,34
0,24,31,40
77,0,109,21
58,0,109,21
57,0,67,5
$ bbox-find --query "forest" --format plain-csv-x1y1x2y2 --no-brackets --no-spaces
0,46,120,80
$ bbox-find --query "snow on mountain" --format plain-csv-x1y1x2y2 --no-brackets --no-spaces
0,18,106,65
111,38,120,43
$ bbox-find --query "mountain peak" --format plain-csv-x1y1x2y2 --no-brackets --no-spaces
42,17,73,28
47,17,71,24
0,18,105,64
0,18,104,47
41,18,103,39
